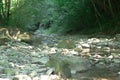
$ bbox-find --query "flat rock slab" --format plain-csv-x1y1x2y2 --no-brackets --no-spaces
46,54,92,78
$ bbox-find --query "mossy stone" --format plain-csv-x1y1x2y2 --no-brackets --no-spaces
57,40,75,49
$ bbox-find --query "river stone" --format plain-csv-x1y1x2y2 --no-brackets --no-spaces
13,75,31,80
46,54,91,78
81,43,90,48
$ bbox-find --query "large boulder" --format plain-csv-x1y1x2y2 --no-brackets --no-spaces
46,54,92,78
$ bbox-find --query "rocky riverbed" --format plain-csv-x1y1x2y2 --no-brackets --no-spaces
0,33,120,80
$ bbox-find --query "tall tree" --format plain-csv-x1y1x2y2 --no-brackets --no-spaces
0,0,11,25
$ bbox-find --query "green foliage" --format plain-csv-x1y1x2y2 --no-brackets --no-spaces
9,0,43,30
1,0,120,34
7,0,96,33
46,0,96,33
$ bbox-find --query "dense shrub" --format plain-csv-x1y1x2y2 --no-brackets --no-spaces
8,0,44,31
6,0,96,33
1,0,120,34
42,0,97,34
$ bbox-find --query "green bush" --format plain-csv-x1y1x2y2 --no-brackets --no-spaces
8,0,44,31
3,0,120,34
46,0,96,34
8,0,96,33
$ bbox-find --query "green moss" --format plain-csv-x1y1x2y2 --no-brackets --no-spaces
46,55,71,78
57,40,76,49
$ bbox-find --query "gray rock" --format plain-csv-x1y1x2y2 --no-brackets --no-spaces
13,75,31,80
46,54,92,78
81,43,90,48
